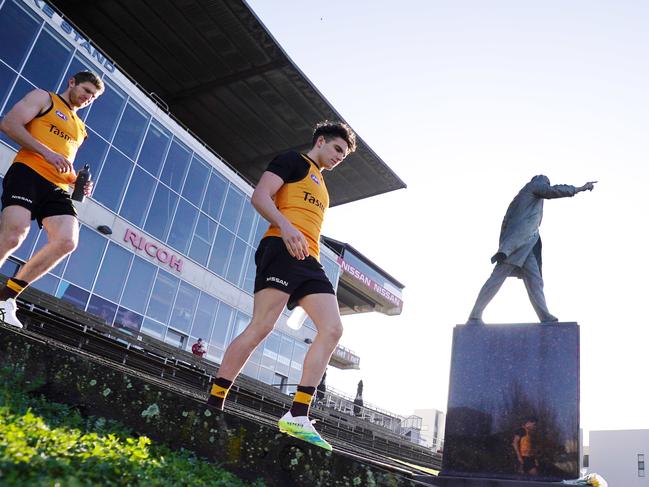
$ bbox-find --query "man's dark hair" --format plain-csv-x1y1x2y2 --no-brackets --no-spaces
72,71,104,93
525,416,539,423
311,121,357,154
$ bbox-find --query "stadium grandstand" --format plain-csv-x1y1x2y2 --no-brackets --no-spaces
0,0,443,483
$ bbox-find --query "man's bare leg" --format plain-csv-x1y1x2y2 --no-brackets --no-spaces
277,292,342,451
0,206,32,267
0,212,77,328
14,214,78,283
207,287,288,408
297,293,343,388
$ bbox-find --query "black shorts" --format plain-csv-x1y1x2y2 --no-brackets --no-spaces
1,163,76,228
254,237,335,310
522,456,538,473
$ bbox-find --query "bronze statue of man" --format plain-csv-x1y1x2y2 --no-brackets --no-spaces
467,175,596,325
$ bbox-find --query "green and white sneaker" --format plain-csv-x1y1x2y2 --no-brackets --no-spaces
278,411,332,451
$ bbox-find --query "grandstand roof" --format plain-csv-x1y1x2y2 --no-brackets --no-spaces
48,0,406,207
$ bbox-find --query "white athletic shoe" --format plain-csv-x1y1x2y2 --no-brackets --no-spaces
0,298,23,329
278,411,332,451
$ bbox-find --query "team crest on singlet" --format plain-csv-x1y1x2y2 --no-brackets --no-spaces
55,110,68,121
310,173,320,185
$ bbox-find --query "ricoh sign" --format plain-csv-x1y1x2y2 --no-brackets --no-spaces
124,228,183,273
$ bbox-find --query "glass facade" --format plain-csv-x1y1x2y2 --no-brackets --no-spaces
0,0,341,393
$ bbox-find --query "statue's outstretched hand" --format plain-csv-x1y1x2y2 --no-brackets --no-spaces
580,181,597,192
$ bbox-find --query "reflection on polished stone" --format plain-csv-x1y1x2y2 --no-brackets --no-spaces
442,323,580,482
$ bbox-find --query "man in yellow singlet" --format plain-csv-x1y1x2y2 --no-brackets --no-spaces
0,71,104,328
206,121,356,450
513,416,540,475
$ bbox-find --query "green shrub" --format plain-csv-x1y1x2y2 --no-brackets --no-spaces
0,368,264,487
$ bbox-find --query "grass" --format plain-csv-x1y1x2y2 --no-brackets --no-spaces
0,368,264,487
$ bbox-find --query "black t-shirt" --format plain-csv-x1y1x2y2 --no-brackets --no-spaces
266,151,313,183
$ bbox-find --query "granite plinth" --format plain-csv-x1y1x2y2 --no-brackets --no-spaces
442,323,580,483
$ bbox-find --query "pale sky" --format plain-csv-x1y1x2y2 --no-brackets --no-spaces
247,0,649,441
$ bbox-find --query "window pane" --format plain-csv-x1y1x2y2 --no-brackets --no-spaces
208,225,234,277
63,226,106,289
29,272,59,295
230,311,250,342
210,302,234,348
11,221,40,261
147,270,179,324
220,186,244,231
169,282,199,334
144,184,178,241
0,258,19,278
167,199,198,254
137,123,169,177
262,332,280,369
253,216,268,247
164,328,185,348
56,281,89,310
119,167,155,227
160,140,190,192
191,293,217,341
0,61,17,112
114,306,142,332
237,200,256,242
112,102,148,159
291,342,307,373
277,336,293,375
120,256,156,314
0,1,40,70
87,294,117,325
1,77,35,148
201,170,227,220
188,214,216,266
141,318,165,340
93,148,133,211
226,238,247,285
93,242,132,301
74,128,107,180
85,81,124,141
181,156,209,206
242,247,256,294
22,29,71,91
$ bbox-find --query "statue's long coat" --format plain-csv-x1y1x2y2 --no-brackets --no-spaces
491,175,578,273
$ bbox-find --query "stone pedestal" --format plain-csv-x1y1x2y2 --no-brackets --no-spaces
441,323,580,483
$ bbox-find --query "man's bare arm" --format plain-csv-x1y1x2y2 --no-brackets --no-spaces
0,89,74,174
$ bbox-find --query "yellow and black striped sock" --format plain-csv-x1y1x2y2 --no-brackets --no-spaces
0,278,29,301
207,377,232,410
290,385,316,417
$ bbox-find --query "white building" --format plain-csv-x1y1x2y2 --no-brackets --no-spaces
588,429,648,486
414,408,445,452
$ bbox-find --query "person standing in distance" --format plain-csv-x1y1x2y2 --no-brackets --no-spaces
0,71,104,328
207,121,356,450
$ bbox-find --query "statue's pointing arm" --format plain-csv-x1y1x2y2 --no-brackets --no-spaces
532,180,597,199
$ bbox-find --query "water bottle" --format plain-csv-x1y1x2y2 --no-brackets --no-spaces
71,164,91,202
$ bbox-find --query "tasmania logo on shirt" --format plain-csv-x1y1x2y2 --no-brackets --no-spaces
310,173,320,185
55,110,68,121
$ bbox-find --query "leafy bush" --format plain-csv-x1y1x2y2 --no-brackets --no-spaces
0,368,264,487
